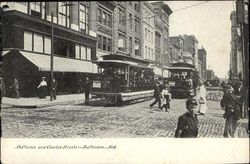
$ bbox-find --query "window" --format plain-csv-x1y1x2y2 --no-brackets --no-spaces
118,8,125,26
129,37,132,54
34,33,44,53
145,28,147,41
134,2,140,12
145,46,147,59
129,13,133,29
151,49,153,60
97,34,112,52
98,8,112,28
148,30,150,41
79,2,89,34
98,9,102,23
24,31,33,51
148,47,151,59
58,2,67,26
30,2,41,17
118,33,125,51
81,46,86,60
75,44,91,60
135,40,140,56
103,37,107,51
44,36,51,54
135,17,140,33
86,47,91,60
107,38,111,52
75,44,80,59
151,32,153,43
24,31,51,54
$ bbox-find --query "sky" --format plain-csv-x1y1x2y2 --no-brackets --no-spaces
164,1,234,78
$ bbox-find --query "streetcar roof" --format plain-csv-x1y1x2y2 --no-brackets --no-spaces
93,60,129,65
93,60,153,69
168,67,195,71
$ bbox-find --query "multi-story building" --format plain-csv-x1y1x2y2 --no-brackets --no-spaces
183,34,199,69
198,47,207,81
141,2,155,62
169,35,184,64
230,11,243,80
151,1,172,67
95,2,117,59
111,2,143,58
1,2,98,97
206,69,215,80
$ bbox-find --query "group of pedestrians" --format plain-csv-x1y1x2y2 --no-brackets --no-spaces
149,80,171,112
220,79,245,138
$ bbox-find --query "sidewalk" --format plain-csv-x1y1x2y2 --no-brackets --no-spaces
1,94,85,108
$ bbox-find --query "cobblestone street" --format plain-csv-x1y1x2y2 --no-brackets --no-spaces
2,98,249,138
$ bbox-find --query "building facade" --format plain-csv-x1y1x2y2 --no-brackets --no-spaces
198,47,207,81
141,2,155,62
169,35,184,64
1,2,98,97
151,1,172,67
183,35,199,69
230,11,243,80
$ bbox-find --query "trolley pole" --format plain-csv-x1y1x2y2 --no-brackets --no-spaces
50,12,54,101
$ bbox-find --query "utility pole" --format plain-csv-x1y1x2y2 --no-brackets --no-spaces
50,12,54,101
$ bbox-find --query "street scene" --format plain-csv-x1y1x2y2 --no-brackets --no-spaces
0,1,249,139
1,92,249,138
0,1,249,163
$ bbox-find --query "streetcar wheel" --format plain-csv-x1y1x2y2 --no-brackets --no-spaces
106,96,117,105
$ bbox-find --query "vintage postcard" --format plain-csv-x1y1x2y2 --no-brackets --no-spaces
1,1,249,163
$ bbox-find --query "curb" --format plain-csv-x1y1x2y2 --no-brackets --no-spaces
2,99,85,109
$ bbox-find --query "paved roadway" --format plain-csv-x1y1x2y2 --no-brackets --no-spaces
1,98,249,138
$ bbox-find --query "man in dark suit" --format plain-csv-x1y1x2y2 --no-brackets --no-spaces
150,80,161,109
10,78,20,98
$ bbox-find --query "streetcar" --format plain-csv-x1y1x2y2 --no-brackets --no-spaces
167,62,199,98
91,54,155,105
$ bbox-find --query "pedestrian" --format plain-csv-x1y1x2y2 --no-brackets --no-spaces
161,82,171,112
197,81,207,115
52,78,57,100
0,76,6,105
10,78,20,98
84,76,92,105
150,80,161,109
175,98,199,138
220,85,240,138
37,77,47,98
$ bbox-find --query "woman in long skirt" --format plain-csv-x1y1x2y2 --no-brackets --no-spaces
198,81,208,115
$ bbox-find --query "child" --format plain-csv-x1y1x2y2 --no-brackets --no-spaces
175,98,199,138
161,82,171,112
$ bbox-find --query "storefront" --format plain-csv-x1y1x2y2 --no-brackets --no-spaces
2,49,98,97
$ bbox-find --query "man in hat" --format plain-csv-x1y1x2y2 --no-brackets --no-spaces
84,76,92,105
150,80,162,109
220,85,240,137
175,98,199,138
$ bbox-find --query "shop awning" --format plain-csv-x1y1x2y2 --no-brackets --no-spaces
3,50,98,73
